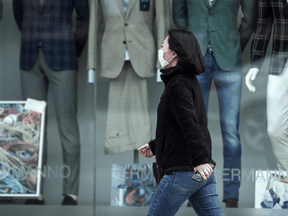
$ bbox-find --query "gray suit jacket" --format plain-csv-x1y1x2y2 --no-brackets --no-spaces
87,0,170,78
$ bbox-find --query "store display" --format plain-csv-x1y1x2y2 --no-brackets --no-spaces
0,101,45,197
87,0,170,155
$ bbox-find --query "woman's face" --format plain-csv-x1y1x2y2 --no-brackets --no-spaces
158,36,177,68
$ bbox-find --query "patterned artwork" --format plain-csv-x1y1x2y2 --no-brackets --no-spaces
255,170,288,209
0,102,45,197
111,164,157,206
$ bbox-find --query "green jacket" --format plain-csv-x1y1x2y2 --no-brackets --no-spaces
173,0,257,71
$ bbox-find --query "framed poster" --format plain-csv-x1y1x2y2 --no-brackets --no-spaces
0,100,46,197
110,164,157,207
255,170,288,209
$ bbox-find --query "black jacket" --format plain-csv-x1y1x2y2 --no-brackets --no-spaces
149,65,216,175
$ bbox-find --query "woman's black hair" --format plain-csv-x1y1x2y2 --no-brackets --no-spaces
167,29,205,75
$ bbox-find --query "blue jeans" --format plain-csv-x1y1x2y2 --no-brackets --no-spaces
147,170,223,216
196,47,242,202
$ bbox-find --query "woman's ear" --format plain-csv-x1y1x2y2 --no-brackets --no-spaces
172,52,178,59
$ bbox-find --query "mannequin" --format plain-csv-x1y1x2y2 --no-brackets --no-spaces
87,0,170,155
246,0,288,174
13,0,89,205
173,0,257,208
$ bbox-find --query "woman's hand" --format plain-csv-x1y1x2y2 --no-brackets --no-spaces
194,163,214,181
137,144,153,158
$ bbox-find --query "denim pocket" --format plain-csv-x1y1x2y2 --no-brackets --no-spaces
173,171,203,193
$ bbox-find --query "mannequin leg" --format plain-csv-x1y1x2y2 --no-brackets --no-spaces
38,49,80,197
209,52,242,204
105,61,152,155
267,63,288,174
213,68,242,203
20,50,49,200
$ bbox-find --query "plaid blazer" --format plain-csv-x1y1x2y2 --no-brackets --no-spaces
13,0,89,71
251,0,288,75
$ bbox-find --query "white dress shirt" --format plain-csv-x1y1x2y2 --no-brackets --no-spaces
122,0,131,61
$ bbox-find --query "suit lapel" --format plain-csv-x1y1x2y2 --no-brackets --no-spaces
210,0,219,8
35,0,50,14
34,0,42,12
126,0,137,19
204,0,210,10
204,0,219,11
115,0,126,19
210,0,219,10
41,0,50,13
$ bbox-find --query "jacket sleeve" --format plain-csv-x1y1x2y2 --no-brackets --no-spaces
74,0,90,57
239,0,258,51
148,139,156,155
168,83,210,167
250,0,273,69
155,0,169,69
13,0,23,32
86,0,101,71
172,0,188,30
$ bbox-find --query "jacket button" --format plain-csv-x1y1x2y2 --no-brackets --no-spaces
123,41,126,44
124,23,128,26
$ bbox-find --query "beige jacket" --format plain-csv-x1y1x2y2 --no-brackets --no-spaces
87,0,170,78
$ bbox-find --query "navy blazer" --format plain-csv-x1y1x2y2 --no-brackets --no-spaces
13,0,89,71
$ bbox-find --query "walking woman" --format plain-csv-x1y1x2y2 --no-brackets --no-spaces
138,29,224,216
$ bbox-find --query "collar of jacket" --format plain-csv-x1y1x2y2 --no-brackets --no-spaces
160,64,195,85
160,66,178,85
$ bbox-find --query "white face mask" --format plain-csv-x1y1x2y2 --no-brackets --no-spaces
158,49,169,68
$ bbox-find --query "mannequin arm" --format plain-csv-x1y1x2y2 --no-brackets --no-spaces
87,0,101,71
251,0,273,69
155,0,167,69
172,0,188,30
74,0,90,57
12,0,23,31
239,0,258,51
245,68,260,92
